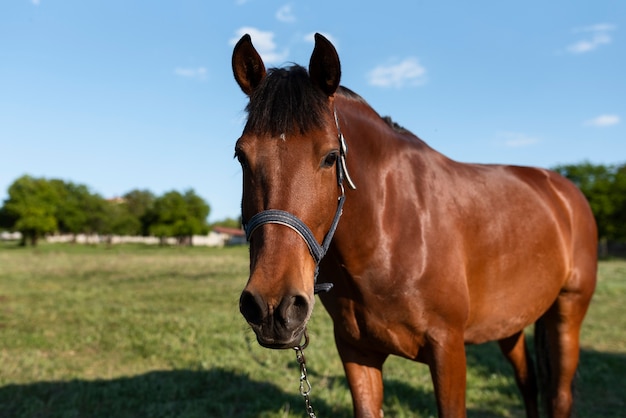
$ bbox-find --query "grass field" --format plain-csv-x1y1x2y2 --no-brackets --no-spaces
0,243,624,417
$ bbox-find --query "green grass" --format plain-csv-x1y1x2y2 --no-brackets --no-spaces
0,243,624,417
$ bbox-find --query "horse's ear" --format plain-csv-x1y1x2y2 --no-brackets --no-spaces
309,33,341,96
232,34,267,96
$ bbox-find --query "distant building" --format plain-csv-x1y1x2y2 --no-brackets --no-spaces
0,231,22,241
106,196,126,204
212,226,247,246
2,228,248,247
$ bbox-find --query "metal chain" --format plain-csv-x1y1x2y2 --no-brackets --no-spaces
293,329,317,418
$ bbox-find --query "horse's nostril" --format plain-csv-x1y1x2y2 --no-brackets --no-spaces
293,294,308,311
240,290,265,325
279,294,310,326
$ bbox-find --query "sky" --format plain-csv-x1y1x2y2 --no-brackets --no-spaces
1,1,624,222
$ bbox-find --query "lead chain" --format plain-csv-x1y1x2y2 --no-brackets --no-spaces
294,331,317,417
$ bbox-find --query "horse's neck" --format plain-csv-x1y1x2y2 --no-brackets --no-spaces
332,97,446,264
336,96,443,183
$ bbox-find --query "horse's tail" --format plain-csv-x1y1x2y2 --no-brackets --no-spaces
534,315,551,414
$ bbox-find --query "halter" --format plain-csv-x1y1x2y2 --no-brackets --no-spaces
242,108,356,294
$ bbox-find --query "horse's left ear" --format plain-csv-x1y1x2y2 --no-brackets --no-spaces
309,33,341,96
232,34,267,96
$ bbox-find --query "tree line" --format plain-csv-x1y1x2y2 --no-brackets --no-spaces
0,175,218,246
1,161,625,247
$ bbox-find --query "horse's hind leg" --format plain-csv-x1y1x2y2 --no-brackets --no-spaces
498,331,539,418
538,275,595,418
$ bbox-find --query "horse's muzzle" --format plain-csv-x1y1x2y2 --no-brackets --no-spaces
240,289,311,349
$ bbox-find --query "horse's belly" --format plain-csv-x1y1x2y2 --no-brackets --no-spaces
462,269,566,344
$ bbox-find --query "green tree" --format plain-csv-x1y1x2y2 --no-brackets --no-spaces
554,162,626,257
50,180,110,239
52,180,91,239
554,162,614,239
2,175,59,246
610,164,626,241
84,193,110,236
122,189,155,235
100,199,141,238
147,189,210,245
211,217,242,229
0,206,12,231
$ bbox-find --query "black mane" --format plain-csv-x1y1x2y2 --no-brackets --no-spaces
245,65,329,136
381,116,410,134
244,64,410,137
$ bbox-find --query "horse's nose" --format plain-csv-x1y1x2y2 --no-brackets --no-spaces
239,290,266,325
240,289,310,325
277,293,310,327
239,288,311,343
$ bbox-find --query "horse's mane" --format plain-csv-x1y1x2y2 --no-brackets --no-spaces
244,64,410,136
381,116,410,134
245,65,328,136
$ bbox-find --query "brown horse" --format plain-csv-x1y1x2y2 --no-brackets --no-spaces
232,33,597,418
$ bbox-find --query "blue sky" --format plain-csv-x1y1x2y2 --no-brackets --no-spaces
1,1,624,222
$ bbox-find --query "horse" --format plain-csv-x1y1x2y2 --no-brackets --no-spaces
231,33,597,418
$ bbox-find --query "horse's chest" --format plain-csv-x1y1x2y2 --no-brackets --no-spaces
328,293,427,359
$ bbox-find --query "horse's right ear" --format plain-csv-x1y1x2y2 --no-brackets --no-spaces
232,34,267,96
309,33,341,97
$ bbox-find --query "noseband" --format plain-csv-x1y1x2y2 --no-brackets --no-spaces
242,109,356,294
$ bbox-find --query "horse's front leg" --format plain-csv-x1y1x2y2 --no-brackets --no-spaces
426,330,467,418
336,336,388,418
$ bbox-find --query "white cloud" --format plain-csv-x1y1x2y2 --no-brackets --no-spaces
174,67,208,81
584,114,620,127
276,4,296,23
576,23,617,33
566,23,616,54
567,34,611,54
367,58,427,88
229,27,288,65
497,132,540,148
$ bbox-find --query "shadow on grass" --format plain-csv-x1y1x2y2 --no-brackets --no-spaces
575,348,626,417
0,345,623,418
377,342,626,418
305,341,524,417
0,368,350,418
464,342,626,417
368,342,522,418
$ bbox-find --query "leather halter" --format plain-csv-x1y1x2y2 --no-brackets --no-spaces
242,109,356,294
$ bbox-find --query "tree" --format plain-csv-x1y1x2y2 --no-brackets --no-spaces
554,161,626,254
122,189,155,235
554,162,614,239
1,175,215,246
0,206,12,231
146,189,210,245
52,180,91,239
100,199,141,238
2,175,59,246
211,216,242,230
49,180,111,240
610,164,626,241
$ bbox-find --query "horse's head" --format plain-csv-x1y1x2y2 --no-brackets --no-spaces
232,33,347,348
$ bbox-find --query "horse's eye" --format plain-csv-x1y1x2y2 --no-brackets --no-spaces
321,151,339,168
234,149,248,169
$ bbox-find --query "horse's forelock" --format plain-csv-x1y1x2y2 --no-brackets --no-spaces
244,65,330,136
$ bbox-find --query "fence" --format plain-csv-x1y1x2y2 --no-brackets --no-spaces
1,231,237,247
